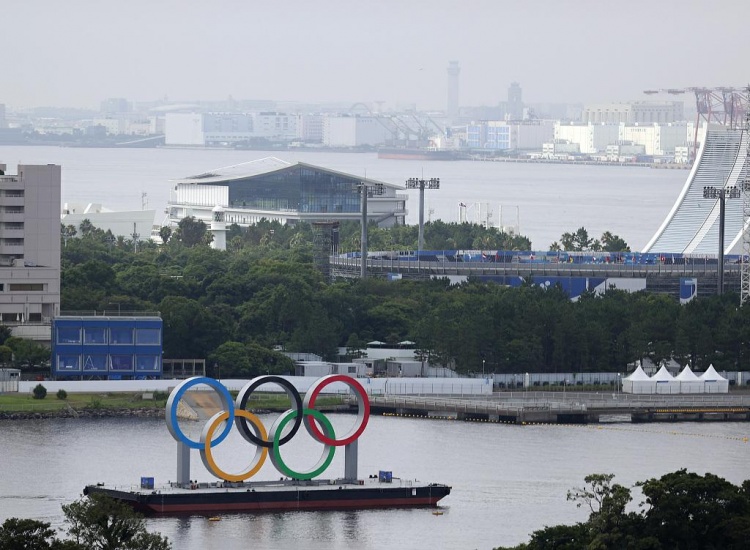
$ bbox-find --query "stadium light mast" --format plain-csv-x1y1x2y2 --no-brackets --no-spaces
405,177,440,251
703,185,740,295
358,181,385,279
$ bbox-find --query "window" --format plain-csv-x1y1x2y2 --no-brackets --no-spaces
9,284,44,291
136,328,160,345
110,355,133,371
110,327,133,345
135,355,160,372
82,355,108,371
83,327,107,344
57,327,81,344
57,354,80,371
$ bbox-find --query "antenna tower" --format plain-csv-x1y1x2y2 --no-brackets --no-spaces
741,86,750,305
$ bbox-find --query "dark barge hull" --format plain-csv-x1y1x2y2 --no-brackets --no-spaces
84,482,451,515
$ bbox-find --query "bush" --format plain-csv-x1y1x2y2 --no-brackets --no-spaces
56,389,68,400
32,384,47,400
152,390,168,401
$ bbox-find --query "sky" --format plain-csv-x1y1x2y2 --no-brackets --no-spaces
2,0,748,111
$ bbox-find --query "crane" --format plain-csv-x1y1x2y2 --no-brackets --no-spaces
642,87,749,153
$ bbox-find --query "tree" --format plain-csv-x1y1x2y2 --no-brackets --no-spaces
0,517,73,550
62,493,171,550
555,227,630,253
497,471,750,550
559,227,594,251
172,217,208,248
158,226,172,244
600,231,630,252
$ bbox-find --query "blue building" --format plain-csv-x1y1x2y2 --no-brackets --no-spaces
51,315,163,380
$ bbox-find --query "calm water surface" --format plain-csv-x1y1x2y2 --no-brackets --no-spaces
0,146,686,250
1,415,748,549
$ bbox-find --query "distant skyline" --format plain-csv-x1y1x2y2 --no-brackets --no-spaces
3,0,748,111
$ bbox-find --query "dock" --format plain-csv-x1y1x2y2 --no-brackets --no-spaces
362,392,750,424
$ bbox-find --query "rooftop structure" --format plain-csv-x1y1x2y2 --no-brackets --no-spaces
167,157,406,228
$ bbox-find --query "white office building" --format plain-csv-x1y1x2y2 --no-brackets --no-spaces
0,163,61,340
323,116,391,147
619,122,689,156
554,123,621,154
165,113,254,146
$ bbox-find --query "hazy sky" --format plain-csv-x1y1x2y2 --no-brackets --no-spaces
3,0,748,110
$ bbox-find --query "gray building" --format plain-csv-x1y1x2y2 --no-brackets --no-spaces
0,163,61,342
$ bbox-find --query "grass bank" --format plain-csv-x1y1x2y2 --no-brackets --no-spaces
0,391,345,414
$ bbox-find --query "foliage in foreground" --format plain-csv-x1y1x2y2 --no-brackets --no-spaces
496,470,750,550
0,493,171,550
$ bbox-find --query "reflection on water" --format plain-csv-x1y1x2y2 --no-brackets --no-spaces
1,415,748,549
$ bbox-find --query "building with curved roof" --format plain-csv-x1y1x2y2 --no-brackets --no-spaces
644,126,749,254
166,157,406,228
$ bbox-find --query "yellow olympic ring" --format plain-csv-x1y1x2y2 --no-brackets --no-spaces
200,410,268,482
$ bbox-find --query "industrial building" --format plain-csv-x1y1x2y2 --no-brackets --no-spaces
467,120,554,150
582,101,684,124
0,163,61,343
167,157,406,228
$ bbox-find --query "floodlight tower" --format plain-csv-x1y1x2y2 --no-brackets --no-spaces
703,185,741,295
357,181,385,279
405,177,440,251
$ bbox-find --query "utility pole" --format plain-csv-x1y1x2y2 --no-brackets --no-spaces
405,177,440,251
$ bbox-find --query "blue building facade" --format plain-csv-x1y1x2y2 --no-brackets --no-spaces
51,316,163,379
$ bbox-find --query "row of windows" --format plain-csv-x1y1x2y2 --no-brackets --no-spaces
56,354,161,372
56,327,161,345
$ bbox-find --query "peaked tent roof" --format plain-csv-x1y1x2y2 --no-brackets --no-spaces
651,365,676,381
699,364,727,381
625,365,651,381
676,365,701,381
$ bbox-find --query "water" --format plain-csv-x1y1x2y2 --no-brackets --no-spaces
0,146,687,250
1,415,748,549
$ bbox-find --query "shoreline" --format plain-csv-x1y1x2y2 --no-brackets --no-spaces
0,407,164,421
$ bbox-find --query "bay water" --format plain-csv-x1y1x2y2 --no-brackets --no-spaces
0,146,686,251
0,415,747,549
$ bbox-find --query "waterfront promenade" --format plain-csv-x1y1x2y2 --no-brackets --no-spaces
363,391,750,424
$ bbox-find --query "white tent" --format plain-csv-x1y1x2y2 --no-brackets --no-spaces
675,365,703,394
651,365,679,394
698,364,729,394
622,365,656,394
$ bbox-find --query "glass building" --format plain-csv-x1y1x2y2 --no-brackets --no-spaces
167,157,407,228
51,316,163,380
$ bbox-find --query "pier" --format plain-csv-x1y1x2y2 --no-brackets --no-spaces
361,392,750,424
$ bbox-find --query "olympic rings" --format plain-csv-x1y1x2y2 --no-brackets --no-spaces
165,374,370,481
